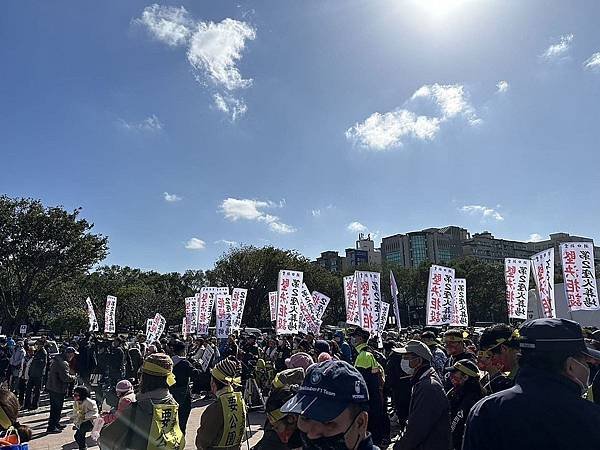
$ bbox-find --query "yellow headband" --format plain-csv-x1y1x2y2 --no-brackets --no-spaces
211,366,242,387
454,362,480,378
142,361,176,387
0,405,11,430
267,408,286,425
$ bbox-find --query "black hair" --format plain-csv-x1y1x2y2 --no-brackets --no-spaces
73,386,90,400
211,376,227,391
480,324,518,353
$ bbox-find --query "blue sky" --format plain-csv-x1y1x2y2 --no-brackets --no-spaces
2,0,600,273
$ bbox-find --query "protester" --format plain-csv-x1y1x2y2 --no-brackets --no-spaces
71,385,99,450
254,386,302,450
463,318,600,450
394,340,451,450
101,379,136,426
24,340,47,410
169,339,197,434
0,389,32,443
195,357,246,450
478,324,520,391
351,328,388,446
99,352,185,449
46,346,78,433
442,329,476,391
445,359,483,450
334,330,353,364
281,359,377,450
421,331,447,377
8,341,25,393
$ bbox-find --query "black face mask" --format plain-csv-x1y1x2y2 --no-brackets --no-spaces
299,414,360,450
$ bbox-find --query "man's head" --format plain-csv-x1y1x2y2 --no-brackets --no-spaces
479,324,519,371
64,346,78,361
443,329,465,356
266,387,300,444
445,359,480,389
420,331,438,347
397,340,432,375
169,339,186,356
281,360,370,450
210,357,242,394
519,318,600,394
349,328,370,347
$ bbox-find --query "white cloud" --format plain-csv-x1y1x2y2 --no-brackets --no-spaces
215,239,238,246
347,221,368,233
541,33,574,61
187,18,256,91
163,192,182,202
583,52,600,72
346,83,478,151
119,114,163,131
219,198,296,234
135,4,193,46
460,205,504,221
185,237,206,250
312,209,321,217
527,233,544,242
213,93,248,121
496,80,509,93
135,6,256,118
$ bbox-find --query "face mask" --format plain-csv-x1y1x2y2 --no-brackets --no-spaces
570,358,590,396
401,359,415,375
299,415,359,450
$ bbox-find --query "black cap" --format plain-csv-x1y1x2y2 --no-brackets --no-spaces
445,359,480,378
281,360,369,422
169,340,186,352
349,327,370,339
519,318,600,360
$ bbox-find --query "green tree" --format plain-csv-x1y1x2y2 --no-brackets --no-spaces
0,196,108,333
207,246,343,327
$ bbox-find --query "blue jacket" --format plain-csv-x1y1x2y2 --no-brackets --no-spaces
462,366,600,450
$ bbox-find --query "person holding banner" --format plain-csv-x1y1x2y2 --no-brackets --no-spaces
478,325,520,393
195,357,246,450
463,318,600,450
350,328,388,447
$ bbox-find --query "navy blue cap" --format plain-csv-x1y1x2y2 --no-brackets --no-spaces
280,360,369,422
519,318,600,359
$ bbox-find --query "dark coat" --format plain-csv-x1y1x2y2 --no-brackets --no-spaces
28,347,47,379
46,354,76,394
447,382,482,450
395,366,451,450
462,367,600,450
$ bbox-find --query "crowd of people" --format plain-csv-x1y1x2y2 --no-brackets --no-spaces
0,317,600,449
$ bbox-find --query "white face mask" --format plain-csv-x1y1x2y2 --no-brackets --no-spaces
401,359,415,375
570,358,590,396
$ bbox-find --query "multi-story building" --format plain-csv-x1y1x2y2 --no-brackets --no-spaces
380,226,469,267
343,233,381,270
315,251,345,273
462,231,534,263
527,233,600,265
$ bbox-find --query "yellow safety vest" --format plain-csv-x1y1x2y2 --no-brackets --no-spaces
215,386,247,448
147,403,185,450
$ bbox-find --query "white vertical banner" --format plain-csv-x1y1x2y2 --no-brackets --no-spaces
390,270,402,332
299,283,320,335
268,291,278,322
450,278,468,327
146,313,166,343
561,242,600,311
185,296,199,334
197,287,217,329
355,271,381,334
379,302,390,332
216,294,233,339
276,270,303,335
231,288,248,330
311,291,331,321
504,258,530,320
104,295,117,333
146,318,153,336
426,265,455,326
182,317,188,340
531,249,556,318
85,297,99,332
344,275,360,326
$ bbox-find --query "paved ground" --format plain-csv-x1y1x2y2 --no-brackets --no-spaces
21,393,265,450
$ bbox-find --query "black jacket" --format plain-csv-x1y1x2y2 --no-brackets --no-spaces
28,348,47,379
463,367,600,450
447,382,482,450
